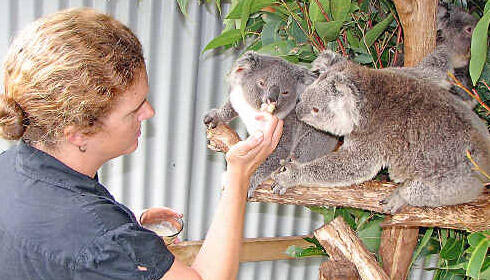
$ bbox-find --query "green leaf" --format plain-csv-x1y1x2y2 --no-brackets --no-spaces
258,40,295,56
353,53,373,64
468,232,487,247
176,0,190,16
261,14,283,45
362,14,394,48
240,0,253,37
467,238,489,278
331,0,351,21
203,29,242,52
411,228,434,266
308,206,336,224
309,0,330,22
470,10,490,85
336,208,356,230
286,245,327,258
485,1,490,15
316,20,343,42
440,237,464,261
346,29,360,49
226,0,276,19
357,218,382,252
288,18,308,43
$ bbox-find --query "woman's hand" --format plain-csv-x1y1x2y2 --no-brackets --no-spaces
140,207,183,227
225,113,283,179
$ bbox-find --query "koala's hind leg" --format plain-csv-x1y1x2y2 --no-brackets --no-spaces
381,175,484,214
271,147,383,194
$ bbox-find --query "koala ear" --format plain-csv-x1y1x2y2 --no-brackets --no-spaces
437,4,450,30
295,67,316,95
311,50,344,75
234,51,261,73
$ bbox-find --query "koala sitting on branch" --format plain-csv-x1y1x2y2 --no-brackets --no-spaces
204,51,339,197
271,50,490,214
393,5,477,105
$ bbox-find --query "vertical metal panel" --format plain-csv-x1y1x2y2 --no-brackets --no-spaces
0,1,436,279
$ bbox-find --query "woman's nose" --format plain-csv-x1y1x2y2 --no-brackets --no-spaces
138,101,155,121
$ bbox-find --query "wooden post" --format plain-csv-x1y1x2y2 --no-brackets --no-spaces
315,217,389,280
393,0,438,67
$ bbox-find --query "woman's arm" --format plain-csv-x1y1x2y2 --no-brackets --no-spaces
162,114,283,280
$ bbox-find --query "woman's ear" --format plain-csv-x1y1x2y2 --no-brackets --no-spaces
64,125,89,148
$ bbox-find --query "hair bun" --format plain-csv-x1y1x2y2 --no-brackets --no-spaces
0,95,26,140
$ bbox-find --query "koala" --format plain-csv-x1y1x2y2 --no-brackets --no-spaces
271,52,490,214
204,51,339,197
392,5,477,104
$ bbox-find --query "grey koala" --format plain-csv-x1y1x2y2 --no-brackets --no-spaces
392,5,477,104
204,51,339,197
271,52,490,213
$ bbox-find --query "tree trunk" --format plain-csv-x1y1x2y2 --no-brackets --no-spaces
315,217,390,280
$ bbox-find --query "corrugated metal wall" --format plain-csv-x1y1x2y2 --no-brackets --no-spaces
0,0,435,279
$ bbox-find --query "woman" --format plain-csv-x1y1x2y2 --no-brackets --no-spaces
0,8,283,280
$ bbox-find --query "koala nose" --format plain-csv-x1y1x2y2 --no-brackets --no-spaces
312,107,319,113
266,85,280,103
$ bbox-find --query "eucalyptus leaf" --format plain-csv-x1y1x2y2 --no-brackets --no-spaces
261,14,283,46
485,1,490,15
258,40,295,56
309,0,330,22
316,21,343,42
466,238,489,278
286,245,327,258
203,29,242,52
411,228,434,267
362,14,394,48
308,206,336,224
176,0,190,16
468,232,487,247
469,10,490,85
240,0,253,37
353,53,373,64
440,237,464,261
346,30,360,48
226,0,276,19
331,0,351,21
357,218,382,252
289,18,308,43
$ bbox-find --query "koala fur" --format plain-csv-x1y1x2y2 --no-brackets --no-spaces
272,52,490,213
393,5,477,104
204,51,339,196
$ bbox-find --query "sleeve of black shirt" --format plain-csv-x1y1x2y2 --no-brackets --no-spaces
73,223,175,280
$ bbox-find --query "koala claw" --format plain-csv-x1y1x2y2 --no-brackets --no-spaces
272,183,289,195
381,190,408,214
203,110,221,129
270,161,301,193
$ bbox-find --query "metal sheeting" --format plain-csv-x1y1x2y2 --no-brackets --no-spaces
0,0,434,279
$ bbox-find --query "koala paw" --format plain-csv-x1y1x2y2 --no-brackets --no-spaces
380,189,408,214
203,109,222,129
270,161,301,195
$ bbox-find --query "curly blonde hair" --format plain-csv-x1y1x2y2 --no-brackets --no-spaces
0,8,144,146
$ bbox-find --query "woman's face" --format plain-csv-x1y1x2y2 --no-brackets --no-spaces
88,69,154,162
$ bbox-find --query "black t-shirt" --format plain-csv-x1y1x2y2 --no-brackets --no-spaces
0,141,174,279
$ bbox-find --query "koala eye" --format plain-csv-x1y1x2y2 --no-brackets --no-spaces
235,67,244,73
281,91,289,95
464,26,473,35
258,80,265,87
312,107,319,113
